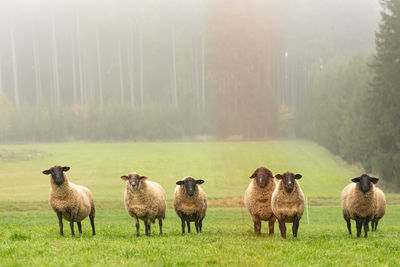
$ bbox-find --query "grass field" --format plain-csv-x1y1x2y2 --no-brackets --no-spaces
0,141,399,266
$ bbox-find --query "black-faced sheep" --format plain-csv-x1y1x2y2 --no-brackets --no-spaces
371,187,386,231
121,172,166,236
43,166,95,236
341,174,379,238
271,172,305,238
174,176,207,234
244,167,276,235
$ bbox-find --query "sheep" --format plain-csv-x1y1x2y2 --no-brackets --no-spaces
174,176,207,234
244,167,276,235
42,166,95,236
371,187,386,232
121,172,166,236
271,172,305,238
341,174,379,238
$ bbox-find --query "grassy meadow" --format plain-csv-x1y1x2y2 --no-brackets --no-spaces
0,141,399,266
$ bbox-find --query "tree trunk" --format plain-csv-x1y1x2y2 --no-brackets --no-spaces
70,24,78,105
128,27,135,107
51,9,61,105
96,28,103,107
118,39,124,105
171,25,178,107
76,11,84,105
139,25,144,110
32,25,43,105
9,22,20,107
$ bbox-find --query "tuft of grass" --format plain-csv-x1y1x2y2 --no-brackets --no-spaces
9,231,31,241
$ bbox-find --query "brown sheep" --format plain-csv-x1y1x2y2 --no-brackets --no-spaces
341,174,378,238
244,167,276,235
271,172,305,238
174,176,207,234
371,187,386,231
43,166,95,236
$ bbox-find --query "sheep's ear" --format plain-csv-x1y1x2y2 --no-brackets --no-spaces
275,174,283,180
294,174,302,180
352,177,360,183
140,176,147,181
121,176,129,181
42,169,51,175
176,181,184,185
250,169,258,178
370,177,379,184
196,179,204,184
62,166,70,172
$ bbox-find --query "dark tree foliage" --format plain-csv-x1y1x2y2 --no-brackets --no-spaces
367,0,400,185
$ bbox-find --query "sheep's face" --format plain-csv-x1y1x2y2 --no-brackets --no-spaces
275,172,302,193
42,166,70,186
250,167,274,188
352,174,379,193
176,177,204,197
121,173,147,190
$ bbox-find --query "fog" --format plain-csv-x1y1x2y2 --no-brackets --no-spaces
0,0,381,141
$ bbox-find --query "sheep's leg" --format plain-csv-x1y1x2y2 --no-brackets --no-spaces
199,219,203,233
89,215,96,236
278,219,286,239
77,222,82,234
147,219,151,236
195,214,200,233
56,211,63,236
363,219,369,238
345,218,352,235
144,221,148,236
268,220,275,235
355,219,362,237
134,217,140,237
70,214,75,236
292,217,300,238
253,218,261,235
181,218,186,234
159,219,163,235
187,221,191,233
375,220,379,231
371,220,375,232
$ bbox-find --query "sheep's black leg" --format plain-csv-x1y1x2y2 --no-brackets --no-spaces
70,214,75,236
268,220,275,235
181,218,186,234
253,219,261,235
187,221,191,233
278,219,286,239
371,221,375,232
159,219,163,235
375,220,379,231
89,215,96,236
199,219,203,233
144,222,148,236
345,218,352,235
355,219,362,238
77,222,82,234
134,217,140,237
195,219,200,233
292,217,300,238
56,211,63,236
363,219,369,238
147,220,151,236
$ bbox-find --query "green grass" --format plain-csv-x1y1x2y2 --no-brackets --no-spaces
0,141,399,266
0,206,399,266
0,140,369,203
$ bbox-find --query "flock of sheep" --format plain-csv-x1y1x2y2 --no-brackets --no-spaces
41,165,386,239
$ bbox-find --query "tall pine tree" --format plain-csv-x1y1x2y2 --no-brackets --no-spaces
368,0,400,185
